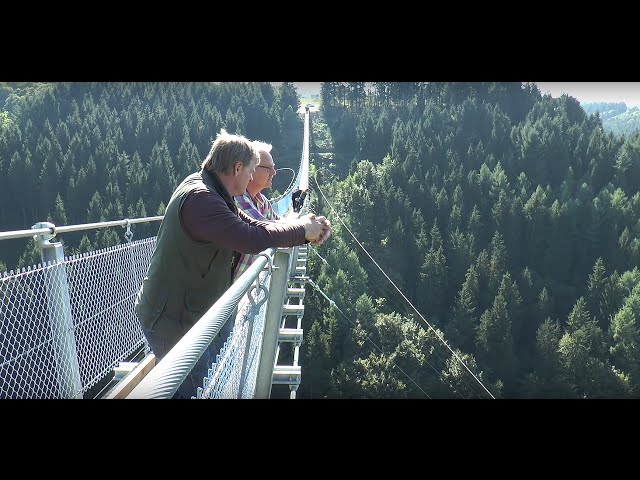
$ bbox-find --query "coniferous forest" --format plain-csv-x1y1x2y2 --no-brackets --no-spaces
2,82,640,398
0,82,302,270
582,102,640,137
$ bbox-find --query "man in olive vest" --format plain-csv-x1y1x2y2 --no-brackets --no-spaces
135,129,331,398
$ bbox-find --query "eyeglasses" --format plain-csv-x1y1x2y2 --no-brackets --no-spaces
257,165,276,172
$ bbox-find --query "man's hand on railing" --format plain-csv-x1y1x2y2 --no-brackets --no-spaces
300,214,332,246
311,218,332,246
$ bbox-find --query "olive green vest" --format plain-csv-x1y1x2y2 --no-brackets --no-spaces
134,169,238,339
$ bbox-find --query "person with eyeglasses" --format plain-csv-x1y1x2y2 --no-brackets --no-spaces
234,141,281,223
135,130,330,398
233,141,332,280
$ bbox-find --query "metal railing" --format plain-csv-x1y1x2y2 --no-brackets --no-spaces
0,216,301,399
0,218,162,398
0,106,314,399
127,246,301,399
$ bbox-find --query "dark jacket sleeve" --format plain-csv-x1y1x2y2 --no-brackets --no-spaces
180,188,306,254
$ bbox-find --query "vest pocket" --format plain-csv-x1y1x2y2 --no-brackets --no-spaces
135,291,168,331
201,249,219,279
183,290,210,315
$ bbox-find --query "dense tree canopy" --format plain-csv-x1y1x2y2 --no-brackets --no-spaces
301,82,640,398
3,81,640,398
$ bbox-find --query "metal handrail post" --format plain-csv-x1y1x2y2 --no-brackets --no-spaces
254,248,291,398
33,222,83,399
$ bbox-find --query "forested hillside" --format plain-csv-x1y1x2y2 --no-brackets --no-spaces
582,101,640,136
300,82,640,398
0,82,302,272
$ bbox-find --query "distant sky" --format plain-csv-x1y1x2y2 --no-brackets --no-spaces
292,82,321,94
291,82,640,108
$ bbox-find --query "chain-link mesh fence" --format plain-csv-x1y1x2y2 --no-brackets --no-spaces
0,238,156,398
199,271,271,399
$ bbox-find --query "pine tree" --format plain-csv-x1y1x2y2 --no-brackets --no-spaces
447,264,479,353
586,257,607,328
49,193,67,225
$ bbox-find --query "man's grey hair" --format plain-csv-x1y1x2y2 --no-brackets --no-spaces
253,140,273,155
201,129,259,173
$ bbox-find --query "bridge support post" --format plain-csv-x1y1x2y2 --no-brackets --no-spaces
33,222,83,399
254,248,291,398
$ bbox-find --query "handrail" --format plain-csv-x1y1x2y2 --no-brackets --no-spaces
0,216,164,242
127,247,275,399
1,106,314,399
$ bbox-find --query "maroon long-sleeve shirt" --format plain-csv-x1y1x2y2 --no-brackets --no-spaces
180,186,306,255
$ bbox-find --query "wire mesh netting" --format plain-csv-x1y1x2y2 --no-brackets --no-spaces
0,238,156,398
199,271,271,399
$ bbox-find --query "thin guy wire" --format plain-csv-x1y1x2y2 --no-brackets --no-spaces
313,172,495,399
308,244,472,399
306,277,433,399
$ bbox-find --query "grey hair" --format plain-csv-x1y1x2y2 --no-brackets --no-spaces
201,129,258,173
253,140,273,155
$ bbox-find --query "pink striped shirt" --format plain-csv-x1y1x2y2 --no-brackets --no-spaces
233,191,281,280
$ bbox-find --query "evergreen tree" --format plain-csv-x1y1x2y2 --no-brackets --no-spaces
609,283,640,394
523,318,573,398
446,264,479,353
49,193,67,226
475,291,517,389
17,239,42,269
586,257,608,330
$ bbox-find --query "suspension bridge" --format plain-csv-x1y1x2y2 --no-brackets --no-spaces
0,104,494,399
